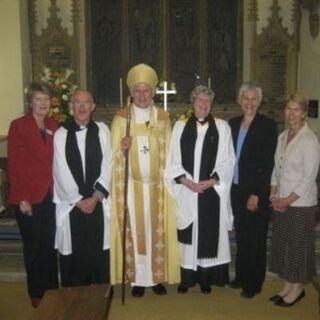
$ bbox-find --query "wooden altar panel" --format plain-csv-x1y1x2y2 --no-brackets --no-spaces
90,0,122,104
207,0,238,103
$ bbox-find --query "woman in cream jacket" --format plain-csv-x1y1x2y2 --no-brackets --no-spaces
269,93,320,307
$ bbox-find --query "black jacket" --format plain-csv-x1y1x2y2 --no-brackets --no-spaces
229,113,278,205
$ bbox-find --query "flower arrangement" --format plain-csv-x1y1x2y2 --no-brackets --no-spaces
41,67,77,123
171,106,193,123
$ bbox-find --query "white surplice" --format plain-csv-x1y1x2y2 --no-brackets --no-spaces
164,118,235,270
128,105,155,286
53,122,112,255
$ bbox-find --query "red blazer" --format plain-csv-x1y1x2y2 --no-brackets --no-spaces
8,112,59,205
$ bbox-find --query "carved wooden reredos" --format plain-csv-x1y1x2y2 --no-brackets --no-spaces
248,0,300,109
28,0,81,84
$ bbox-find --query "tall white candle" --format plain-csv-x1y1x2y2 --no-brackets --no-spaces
127,96,131,107
120,77,123,108
208,77,211,89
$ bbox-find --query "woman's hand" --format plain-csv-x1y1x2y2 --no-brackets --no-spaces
199,179,215,191
270,197,290,212
180,177,204,193
247,194,259,212
270,192,299,213
19,200,32,216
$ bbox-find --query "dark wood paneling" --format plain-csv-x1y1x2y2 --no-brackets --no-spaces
207,0,238,103
128,0,160,71
90,0,122,104
88,0,240,104
169,0,200,101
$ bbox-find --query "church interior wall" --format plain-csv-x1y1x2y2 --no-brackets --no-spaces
299,7,320,139
0,0,26,157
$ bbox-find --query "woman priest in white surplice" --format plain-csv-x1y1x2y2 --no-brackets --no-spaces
164,85,235,294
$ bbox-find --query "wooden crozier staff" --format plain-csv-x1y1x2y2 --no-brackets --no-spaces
121,98,131,305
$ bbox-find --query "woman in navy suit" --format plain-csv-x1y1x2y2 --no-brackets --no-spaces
8,83,59,307
228,81,277,298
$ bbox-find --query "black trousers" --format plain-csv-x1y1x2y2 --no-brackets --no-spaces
231,184,269,295
59,203,110,287
15,194,58,298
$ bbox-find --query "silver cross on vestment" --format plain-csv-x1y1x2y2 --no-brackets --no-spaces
156,81,177,112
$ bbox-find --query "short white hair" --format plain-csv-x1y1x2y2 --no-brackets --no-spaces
238,81,262,105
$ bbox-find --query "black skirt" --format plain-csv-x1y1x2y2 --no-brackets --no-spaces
269,206,317,283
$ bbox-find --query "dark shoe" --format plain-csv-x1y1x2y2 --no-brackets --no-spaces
269,294,283,303
152,283,167,295
177,285,189,294
132,286,145,297
200,286,212,294
229,279,242,289
31,297,42,308
240,290,255,299
275,290,305,307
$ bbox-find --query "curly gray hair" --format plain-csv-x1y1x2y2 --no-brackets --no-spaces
190,85,215,104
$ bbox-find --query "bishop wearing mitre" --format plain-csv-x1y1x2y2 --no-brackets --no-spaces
110,64,180,297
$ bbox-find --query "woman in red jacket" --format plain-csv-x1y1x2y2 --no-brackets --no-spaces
8,83,59,307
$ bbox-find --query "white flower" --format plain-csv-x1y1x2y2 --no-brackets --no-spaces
62,94,68,101
64,69,74,81
61,84,67,89
53,107,59,113
43,67,51,79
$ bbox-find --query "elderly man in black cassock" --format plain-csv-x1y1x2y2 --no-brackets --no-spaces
53,90,112,287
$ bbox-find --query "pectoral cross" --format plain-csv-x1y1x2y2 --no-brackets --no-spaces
156,81,177,112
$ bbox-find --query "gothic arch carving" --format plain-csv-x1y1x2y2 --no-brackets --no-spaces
29,0,79,83
251,0,299,105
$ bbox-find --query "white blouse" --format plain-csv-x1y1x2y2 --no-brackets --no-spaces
271,123,320,207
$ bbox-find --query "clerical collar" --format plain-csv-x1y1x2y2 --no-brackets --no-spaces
63,117,90,132
75,120,89,130
196,117,209,125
